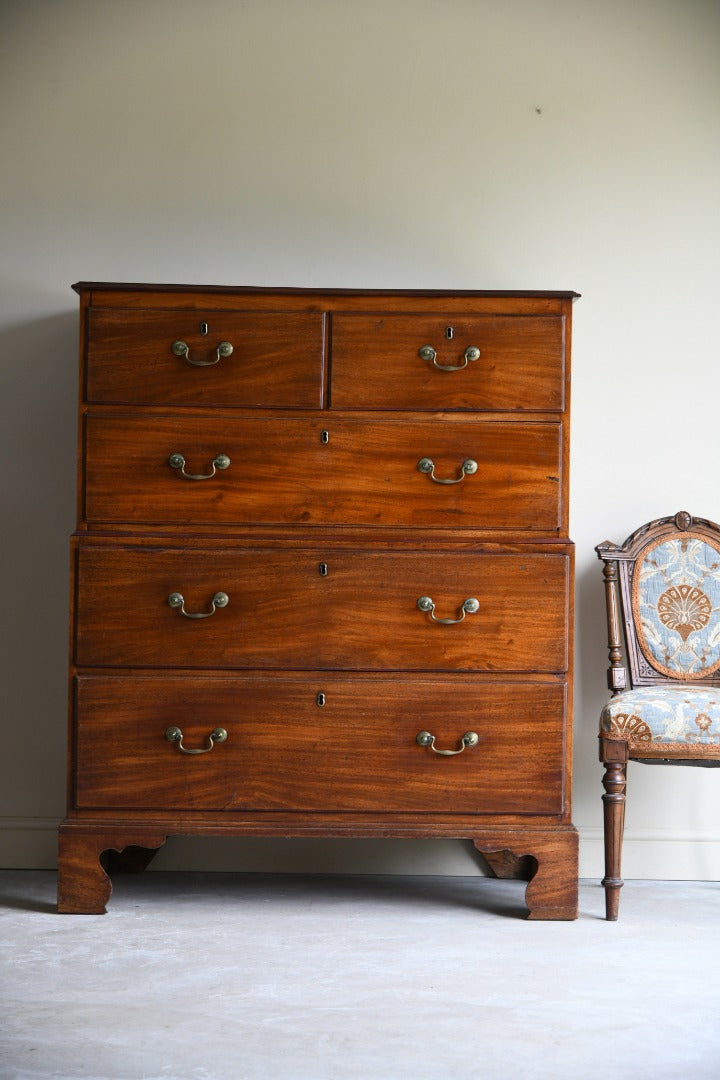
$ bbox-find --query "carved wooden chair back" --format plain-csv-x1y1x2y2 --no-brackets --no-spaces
596,511,720,919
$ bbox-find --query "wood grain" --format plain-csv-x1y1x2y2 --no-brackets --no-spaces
331,313,565,411
73,674,567,814
86,308,325,407
84,414,562,530
74,542,570,672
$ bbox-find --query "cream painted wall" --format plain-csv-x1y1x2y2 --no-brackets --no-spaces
2,0,719,881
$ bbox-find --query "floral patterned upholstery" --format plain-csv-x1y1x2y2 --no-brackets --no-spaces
633,535,720,678
599,526,720,761
601,685,720,760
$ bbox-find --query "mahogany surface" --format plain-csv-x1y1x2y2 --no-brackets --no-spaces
330,313,565,411
74,543,569,671
74,675,566,814
86,308,325,407
60,284,578,918
83,415,562,530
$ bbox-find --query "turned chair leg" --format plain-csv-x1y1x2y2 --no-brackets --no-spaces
601,759,627,920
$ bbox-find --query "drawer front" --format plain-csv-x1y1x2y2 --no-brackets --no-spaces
74,545,569,672
331,314,565,411
85,309,324,407
84,415,562,530
74,675,566,814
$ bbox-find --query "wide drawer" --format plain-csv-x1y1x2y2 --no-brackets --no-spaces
84,415,562,530
330,314,565,411
73,675,567,814
74,543,569,671
85,309,325,407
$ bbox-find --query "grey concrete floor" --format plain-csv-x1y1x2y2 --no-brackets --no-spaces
0,871,718,1080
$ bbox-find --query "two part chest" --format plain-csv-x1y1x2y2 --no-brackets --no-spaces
61,285,578,918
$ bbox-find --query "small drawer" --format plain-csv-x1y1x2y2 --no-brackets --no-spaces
74,675,567,814
331,314,565,411
85,308,325,407
84,414,562,531
74,542,570,672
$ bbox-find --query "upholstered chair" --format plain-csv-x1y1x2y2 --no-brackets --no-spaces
596,511,720,920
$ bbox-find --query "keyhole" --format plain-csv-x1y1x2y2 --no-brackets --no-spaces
316,692,326,707
445,326,454,340
321,430,330,444
200,322,209,335
319,563,329,576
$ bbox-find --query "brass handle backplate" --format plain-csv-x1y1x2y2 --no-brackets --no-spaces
416,730,479,755
417,457,478,484
418,344,480,371
165,726,228,754
171,340,234,367
167,591,229,619
168,452,231,480
417,596,480,624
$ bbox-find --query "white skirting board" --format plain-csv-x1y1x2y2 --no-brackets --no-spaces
578,826,720,880
2,818,720,880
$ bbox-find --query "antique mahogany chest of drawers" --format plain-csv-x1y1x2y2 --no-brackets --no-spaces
59,283,579,918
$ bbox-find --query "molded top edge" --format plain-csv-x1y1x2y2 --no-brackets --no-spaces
72,282,581,299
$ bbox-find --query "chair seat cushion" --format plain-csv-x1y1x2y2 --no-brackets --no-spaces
601,685,720,759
